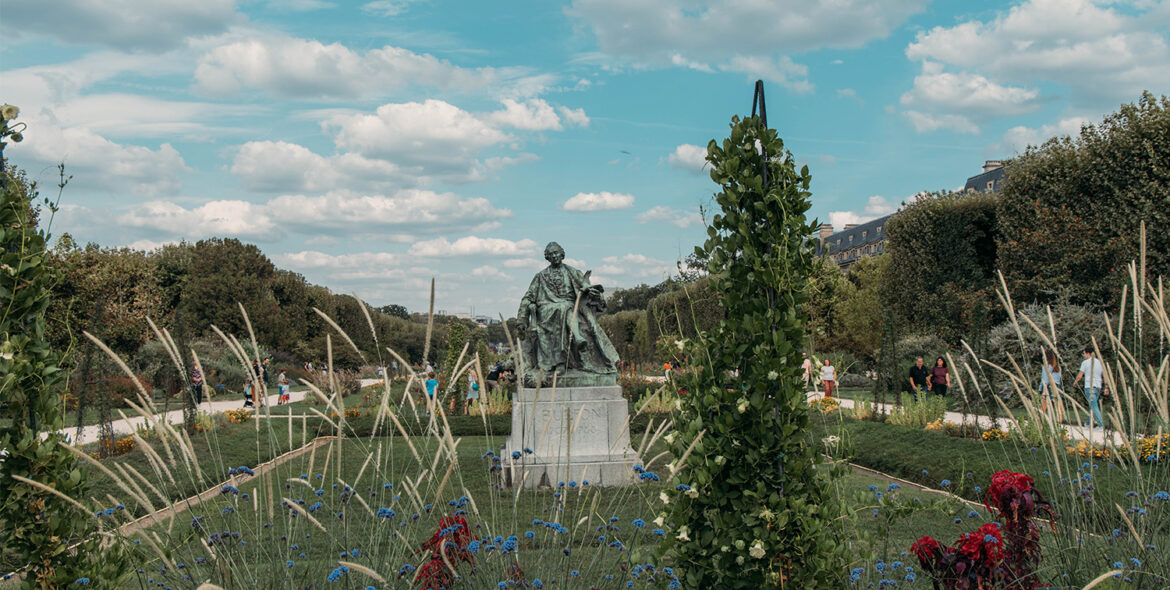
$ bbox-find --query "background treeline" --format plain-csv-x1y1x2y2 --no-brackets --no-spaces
601,93,1170,393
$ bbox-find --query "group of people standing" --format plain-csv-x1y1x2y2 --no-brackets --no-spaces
801,353,840,397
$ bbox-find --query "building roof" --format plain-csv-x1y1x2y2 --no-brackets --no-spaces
963,166,1006,193
816,213,891,257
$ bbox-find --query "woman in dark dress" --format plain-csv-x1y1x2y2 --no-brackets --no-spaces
930,357,950,396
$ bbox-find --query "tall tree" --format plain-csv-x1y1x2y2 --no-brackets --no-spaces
663,103,845,587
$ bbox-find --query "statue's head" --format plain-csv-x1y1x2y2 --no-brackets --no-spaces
544,242,565,266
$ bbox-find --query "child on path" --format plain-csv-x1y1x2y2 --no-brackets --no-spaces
466,369,480,415
820,358,836,398
277,370,290,404
243,378,255,408
425,371,438,414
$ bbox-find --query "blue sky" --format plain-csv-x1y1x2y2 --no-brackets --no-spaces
4,0,1169,316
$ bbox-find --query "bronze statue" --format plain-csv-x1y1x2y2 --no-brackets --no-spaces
517,242,620,386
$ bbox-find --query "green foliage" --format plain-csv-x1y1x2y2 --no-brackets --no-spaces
886,393,948,428
881,190,1000,345
606,282,669,313
806,255,887,366
661,114,846,587
646,277,721,346
984,300,1108,387
997,92,1170,307
377,303,410,319
599,309,652,364
0,163,131,585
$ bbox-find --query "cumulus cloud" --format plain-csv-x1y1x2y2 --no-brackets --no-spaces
997,116,1089,154
18,123,190,196
902,111,980,135
407,236,539,257
194,35,539,99
904,0,1170,107
598,253,673,280
274,250,401,270
2,0,240,51
119,200,278,240
720,55,812,93
325,100,510,175
488,98,587,131
636,206,703,228
111,190,511,243
471,265,512,280
569,0,929,78
562,191,635,212
899,61,1043,133
666,144,708,173
826,196,898,231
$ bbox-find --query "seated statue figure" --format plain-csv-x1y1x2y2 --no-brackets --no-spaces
517,242,620,387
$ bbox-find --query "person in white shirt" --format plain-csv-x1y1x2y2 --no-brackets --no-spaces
1072,347,1105,429
820,358,836,398
801,353,814,389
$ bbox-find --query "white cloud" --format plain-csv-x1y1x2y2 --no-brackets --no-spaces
598,253,673,280
557,106,590,127
569,0,929,75
408,236,539,257
269,0,335,10
826,195,898,230
720,55,812,93
864,196,896,216
361,0,422,16
471,266,512,280
502,257,545,269
666,144,708,173
904,0,1170,106
325,100,511,177
2,0,240,51
119,200,278,240
275,250,401,270
18,124,190,196
562,191,635,211
488,99,583,131
194,35,537,99
126,238,177,251
902,111,980,135
636,206,703,228
899,62,1042,132
997,116,1089,154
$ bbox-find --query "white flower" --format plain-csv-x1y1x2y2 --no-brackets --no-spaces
674,399,682,410
685,488,698,499
721,545,730,553
749,540,766,559
736,555,745,565
714,455,725,465
737,399,748,414
674,339,686,351
734,539,745,550
659,491,670,505
664,433,675,445
0,351,12,361
676,526,690,541
653,515,665,527
767,370,778,380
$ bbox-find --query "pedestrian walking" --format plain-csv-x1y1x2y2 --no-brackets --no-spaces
664,361,672,381
262,358,270,385
820,358,836,398
243,378,255,408
908,356,930,394
1038,349,1063,421
191,365,204,406
930,357,950,396
424,371,438,412
1072,347,1106,429
466,369,480,414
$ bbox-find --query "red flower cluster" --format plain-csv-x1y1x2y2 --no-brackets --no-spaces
912,471,1055,589
416,515,477,590
956,523,1006,564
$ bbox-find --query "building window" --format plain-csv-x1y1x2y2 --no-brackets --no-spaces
877,225,883,233
987,181,994,191
862,230,867,239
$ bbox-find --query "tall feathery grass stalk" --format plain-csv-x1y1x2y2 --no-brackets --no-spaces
953,230,1168,587
32,302,678,589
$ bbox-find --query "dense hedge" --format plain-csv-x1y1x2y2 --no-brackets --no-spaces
997,92,1170,307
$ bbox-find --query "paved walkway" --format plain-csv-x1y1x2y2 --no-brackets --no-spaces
46,378,386,446
807,390,1125,446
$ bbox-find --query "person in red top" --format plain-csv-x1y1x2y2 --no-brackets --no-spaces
930,357,950,396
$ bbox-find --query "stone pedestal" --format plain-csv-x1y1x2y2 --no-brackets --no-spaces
502,385,639,489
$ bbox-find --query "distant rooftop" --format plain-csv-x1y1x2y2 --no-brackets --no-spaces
963,160,1006,193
